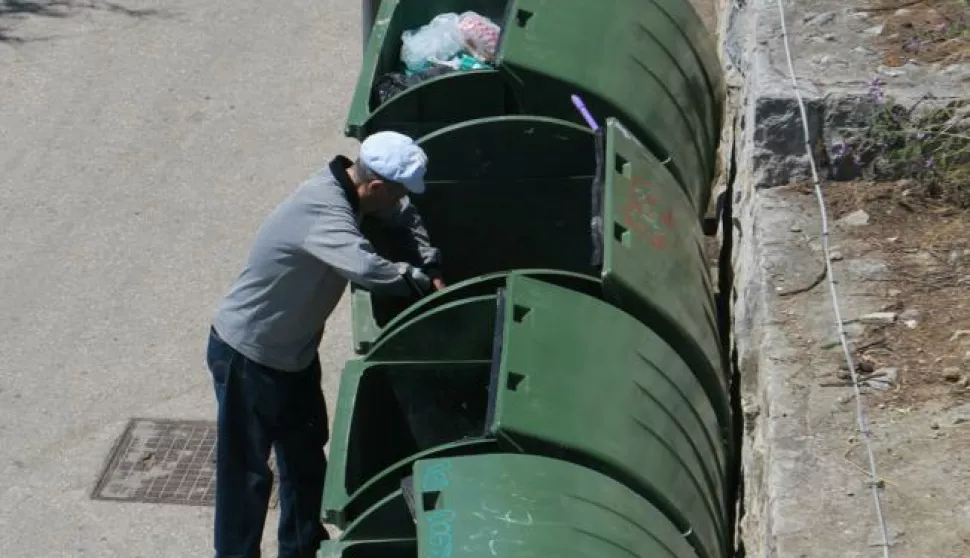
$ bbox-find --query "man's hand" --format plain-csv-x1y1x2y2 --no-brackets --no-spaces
403,266,433,296
404,266,445,296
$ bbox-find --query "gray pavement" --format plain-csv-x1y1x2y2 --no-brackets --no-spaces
0,1,360,556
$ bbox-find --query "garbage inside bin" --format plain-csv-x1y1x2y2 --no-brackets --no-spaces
455,10,501,62
373,10,501,106
401,11,501,72
372,66,457,106
400,12,464,74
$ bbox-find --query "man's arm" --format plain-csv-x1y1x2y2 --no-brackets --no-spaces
303,202,431,297
373,196,443,279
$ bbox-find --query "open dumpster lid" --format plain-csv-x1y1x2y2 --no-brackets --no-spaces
598,117,728,405
495,0,723,214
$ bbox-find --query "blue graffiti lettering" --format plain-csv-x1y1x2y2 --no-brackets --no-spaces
426,508,456,558
422,460,453,492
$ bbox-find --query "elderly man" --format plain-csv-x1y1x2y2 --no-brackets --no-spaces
205,131,443,558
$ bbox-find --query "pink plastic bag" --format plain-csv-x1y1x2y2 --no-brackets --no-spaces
457,11,501,62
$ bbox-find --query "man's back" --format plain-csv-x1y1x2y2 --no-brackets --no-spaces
212,166,352,372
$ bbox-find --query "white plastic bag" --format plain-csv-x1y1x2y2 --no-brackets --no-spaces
400,13,464,73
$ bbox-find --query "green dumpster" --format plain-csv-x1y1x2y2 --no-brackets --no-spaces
347,0,515,140
322,273,730,558
352,114,598,353
361,0,381,46
347,0,723,212
355,118,726,415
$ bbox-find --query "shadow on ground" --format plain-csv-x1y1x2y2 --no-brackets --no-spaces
0,0,169,43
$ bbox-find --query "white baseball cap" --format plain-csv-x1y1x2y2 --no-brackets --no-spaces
359,131,429,194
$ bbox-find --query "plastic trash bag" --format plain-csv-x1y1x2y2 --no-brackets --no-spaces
400,13,464,74
457,11,501,62
434,53,490,72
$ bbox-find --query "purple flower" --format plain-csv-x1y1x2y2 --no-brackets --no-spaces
868,76,886,104
925,156,935,169
915,131,927,141
903,37,921,53
833,141,848,159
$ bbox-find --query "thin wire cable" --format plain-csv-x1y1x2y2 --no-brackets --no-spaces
772,0,892,555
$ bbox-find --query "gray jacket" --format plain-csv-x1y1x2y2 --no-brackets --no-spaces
211,156,441,372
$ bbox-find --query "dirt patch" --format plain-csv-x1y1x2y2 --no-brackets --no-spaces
837,2,970,211
828,91,970,210
808,179,970,409
859,0,970,68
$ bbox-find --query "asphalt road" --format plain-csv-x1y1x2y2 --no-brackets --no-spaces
0,1,360,556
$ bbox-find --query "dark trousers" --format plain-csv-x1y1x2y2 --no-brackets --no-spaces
206,327,330,558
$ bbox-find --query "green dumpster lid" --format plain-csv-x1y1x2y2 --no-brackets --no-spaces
598,117,729,417
490,273,728,558
496,0,723,213
412,454,704,558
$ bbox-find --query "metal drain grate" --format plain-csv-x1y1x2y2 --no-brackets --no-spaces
92,418,278,508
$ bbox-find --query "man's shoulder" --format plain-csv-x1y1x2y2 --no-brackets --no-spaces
248,169,342,241
292,167,352,209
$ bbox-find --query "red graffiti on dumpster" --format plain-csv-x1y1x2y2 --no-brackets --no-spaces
618,174,675,250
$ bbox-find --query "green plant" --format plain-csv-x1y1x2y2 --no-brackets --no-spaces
831,78,970,208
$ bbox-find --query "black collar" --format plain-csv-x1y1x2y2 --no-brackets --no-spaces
329,155,360,215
